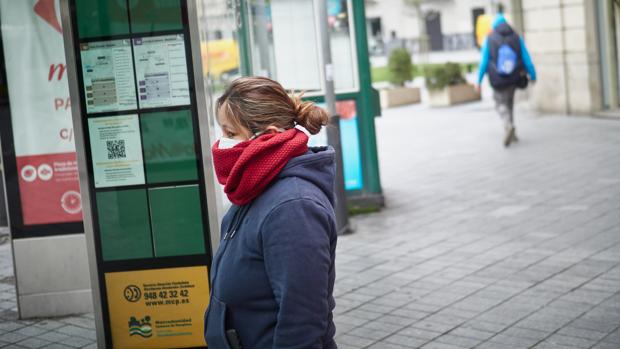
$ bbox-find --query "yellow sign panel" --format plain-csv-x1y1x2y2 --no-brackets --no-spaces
105,266,210,349
476,14,493,48
201,39,240,78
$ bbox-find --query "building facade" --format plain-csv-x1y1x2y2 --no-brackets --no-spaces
366,0,618,115
514,0,619,115
365,0,512,53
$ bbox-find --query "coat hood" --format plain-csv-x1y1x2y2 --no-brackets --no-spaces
277,146,336,204
493,13,514,36
492,13,507,29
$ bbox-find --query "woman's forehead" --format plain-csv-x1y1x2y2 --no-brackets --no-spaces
217,108,231,127
217,106,247,133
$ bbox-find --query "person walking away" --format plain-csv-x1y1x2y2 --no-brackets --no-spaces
476,13,537,147
204,76,338,349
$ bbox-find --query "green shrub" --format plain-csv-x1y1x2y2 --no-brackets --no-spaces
423,62,467,90
388,48,413,87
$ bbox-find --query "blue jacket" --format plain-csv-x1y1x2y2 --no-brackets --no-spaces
478,13,537,85
205,146,338,349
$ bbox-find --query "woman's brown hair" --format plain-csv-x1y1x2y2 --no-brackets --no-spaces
216,76,329,135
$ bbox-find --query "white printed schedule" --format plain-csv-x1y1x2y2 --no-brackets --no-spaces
133,35,191,109
88,115,145,188
80,40,137,113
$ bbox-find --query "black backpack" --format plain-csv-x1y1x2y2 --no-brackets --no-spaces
488,22,527,89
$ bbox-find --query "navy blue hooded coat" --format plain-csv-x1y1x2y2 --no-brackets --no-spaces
205,146,338,349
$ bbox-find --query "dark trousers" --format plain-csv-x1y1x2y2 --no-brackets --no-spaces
493,86,516,130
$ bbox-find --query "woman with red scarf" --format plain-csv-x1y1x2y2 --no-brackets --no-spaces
205,77,338,349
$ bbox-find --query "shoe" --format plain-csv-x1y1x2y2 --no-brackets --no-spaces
512,129,519,143
504,126,515,147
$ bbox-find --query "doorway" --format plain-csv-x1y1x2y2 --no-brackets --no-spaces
425,11,443,51
367,17,384,56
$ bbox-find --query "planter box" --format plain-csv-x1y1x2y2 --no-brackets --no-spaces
380,87,421,108
428,83,481,107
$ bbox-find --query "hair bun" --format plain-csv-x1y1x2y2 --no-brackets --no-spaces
293,99,329,135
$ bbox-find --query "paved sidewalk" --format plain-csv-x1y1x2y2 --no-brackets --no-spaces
334,102,620,349
1,101,620,348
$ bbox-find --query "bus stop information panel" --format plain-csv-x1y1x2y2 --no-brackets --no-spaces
63,0,212,348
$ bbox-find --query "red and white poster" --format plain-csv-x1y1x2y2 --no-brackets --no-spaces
0,0,82,225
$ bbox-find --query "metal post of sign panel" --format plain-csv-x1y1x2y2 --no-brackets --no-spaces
186,0,224,254
0,156,7,227
61,1,219,347
315,0,352,235
59,1,106,346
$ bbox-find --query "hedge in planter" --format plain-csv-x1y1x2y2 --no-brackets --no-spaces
424,62,480,107
380,48,421,108
423,62,466,91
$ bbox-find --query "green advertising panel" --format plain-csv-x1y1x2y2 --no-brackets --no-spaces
75,0,130,39
130,0,184,33
149,185,206,257
96,189,153,261
141,110,199,183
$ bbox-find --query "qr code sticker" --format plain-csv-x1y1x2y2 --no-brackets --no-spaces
106,140,126,160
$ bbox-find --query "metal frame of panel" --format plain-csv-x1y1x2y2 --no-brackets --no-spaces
60,0,219,347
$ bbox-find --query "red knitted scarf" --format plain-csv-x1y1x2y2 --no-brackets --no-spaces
212,129,309,205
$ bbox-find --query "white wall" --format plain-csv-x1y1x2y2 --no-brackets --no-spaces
365,0,421,39
520,0,602,113
426,0,496,35
365,0,513,41
14,235,93,318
